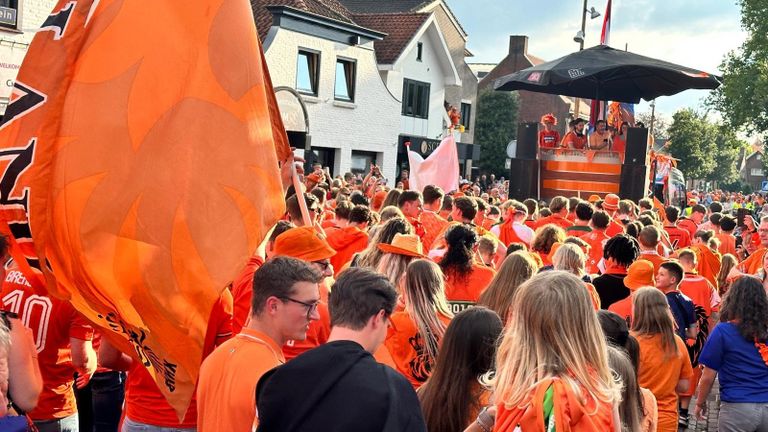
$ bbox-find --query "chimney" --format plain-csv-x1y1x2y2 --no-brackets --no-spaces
509,35,528,55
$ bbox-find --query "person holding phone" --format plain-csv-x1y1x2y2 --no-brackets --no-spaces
589,120,612,150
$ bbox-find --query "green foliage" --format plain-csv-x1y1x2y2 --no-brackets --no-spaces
710,127,747,184
475,88,519,176
707,0,768,135
667,109,718,180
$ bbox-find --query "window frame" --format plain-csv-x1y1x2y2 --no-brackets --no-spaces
416,42,423,62
0,0,20,31
334,57,356,102
460,102,471,131
750,168,764,177
296,48,321,96
401,78,430,119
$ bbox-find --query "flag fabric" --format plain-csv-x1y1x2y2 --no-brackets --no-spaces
589,0,612,129
407,135,460,193
0,0,289,417
600,0,612,46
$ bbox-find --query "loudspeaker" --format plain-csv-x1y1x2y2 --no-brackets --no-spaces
620,164,649,202
508,158,539,201
516,122,539,159
624,127,648,165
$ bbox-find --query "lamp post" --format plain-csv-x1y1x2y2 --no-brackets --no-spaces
572,1,601,119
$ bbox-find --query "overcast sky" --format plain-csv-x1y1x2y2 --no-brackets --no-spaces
446,0,746,120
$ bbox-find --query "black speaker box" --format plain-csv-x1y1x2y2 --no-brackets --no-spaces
508,158,539,201
516,122,539,160
624,127,648,165
620,164,648,202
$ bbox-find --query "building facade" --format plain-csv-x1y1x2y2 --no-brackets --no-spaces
741,151,765,192
0,0,56,116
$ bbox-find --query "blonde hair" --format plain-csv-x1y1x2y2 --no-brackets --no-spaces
357,217,413,269
403,260,454,361
478,235,499,257
717,253,738,295
478,251,537,325
631,287,678,359
491,271,620,409
376,253,416,289
552,243,586,276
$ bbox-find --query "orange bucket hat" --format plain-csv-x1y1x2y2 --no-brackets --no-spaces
378,233,426,258
602,193,620,211
624,259,655,291
274,226,336,261
587,194,601,203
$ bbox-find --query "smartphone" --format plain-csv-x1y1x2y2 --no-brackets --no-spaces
737,208,748,228
736,235,743,249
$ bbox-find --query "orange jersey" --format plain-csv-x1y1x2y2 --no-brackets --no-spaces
582,230,610,274
638,251,667,275
605,219,625,238
663,225,691,250
384,312,452,389
679,274,717,319
443,264,495,314
535,214,572,230
326,226,368,276
539,129,560,148
633,334,693,432
125,292,233,427
608,297,633,324
1,265,94,421
498,220,529,247
716,233,736,258
691,245,721,288
677,219,698,239
197,328,285,431
419,211,449,250
231,256,264,334
739,247,767,273
562,131,588,150
494,377,616,432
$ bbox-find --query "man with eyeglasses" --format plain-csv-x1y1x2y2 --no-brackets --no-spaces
739,216,768,274
255,268,427,431
272,226,337,360
197,257,323,432
286,192,322,227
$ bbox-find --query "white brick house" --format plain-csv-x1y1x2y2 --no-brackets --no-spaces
252,1,401,182
0,0,56,115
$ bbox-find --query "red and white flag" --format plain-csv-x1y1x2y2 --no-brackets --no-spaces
407,135,460,193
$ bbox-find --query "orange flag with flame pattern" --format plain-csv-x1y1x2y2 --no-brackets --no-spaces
0,0,289,417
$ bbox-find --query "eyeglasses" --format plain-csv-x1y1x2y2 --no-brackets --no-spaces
278,296,320,319
313,260,331,273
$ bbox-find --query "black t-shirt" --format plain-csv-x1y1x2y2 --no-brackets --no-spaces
593,273,629,310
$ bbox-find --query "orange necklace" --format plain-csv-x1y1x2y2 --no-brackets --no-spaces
755,339,768,367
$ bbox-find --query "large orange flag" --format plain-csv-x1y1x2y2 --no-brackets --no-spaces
0,0,289,417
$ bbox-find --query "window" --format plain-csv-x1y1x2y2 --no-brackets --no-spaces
334,58,356,102
296,50,320,96
402,79,430,119
460,102,471,130
0,0,19,30
351,151,377,175
751,168,764,177
416,42,423,62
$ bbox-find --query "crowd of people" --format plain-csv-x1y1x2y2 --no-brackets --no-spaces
2,157,768,432
537,113,647,154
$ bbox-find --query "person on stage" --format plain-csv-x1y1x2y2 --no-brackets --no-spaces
561,118,588,150
590,120,613,150
538,113,560,149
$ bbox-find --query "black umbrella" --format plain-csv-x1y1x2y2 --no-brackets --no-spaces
493,45,721,103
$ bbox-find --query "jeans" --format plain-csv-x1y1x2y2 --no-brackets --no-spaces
34,413,79,432
121,418,196,432
720,402,768,432
92,371,126,431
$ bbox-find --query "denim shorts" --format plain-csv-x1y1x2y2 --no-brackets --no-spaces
122,417,196,432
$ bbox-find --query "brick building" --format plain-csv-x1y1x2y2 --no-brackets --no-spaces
474,35,590,137
0,0,56,116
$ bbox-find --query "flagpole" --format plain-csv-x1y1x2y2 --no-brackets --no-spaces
291,159,313,228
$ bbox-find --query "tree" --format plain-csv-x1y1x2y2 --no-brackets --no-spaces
475,88,519,176
707,127,745,185
667,109,718,180
707,0,768,136
636,110,670,145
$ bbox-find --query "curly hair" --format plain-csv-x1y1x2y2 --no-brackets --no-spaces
719,276,768,341
440,224,477,278
603,234,640,268
530,224,565,254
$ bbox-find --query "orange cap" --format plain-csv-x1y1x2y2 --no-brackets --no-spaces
274,226,336,261
305,172,322,184
588,194,601,203
603,193,620,211
624,259,655,290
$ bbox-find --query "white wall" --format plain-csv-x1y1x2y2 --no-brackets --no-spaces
0,0,57,114
264,28,401,183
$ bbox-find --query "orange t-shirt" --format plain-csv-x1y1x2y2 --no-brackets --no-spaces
605,219,625,238
633,333,693,432
231,256,264,334
326,226,368,276
582,230,609,274
384,312,452,389
663,225,691,250
562,131,588,150
692,244,721,288
420,211,449,251
196,328,285,431
716,233,736,258
444,264,495,314
608,296,633,324
535,214,571,230
613,135,626,154
498,220,528,247
679,274,717,318
639,251,667,275
125,292,233,427
677,219,698,239
539,130,560,148
1,265,94,421
739,247,767,274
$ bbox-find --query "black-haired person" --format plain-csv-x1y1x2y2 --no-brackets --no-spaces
255,268,427,432
566,201,594,238
326,205,370,276
398,190,426,240
418,307,503,432
695,276,768,431
589,119,612,150
582,210,612,274
440,224,495,313
593,234,640,309
656,261,698,345
663,206,692,250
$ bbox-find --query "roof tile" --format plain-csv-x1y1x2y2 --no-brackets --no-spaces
351,13,430,64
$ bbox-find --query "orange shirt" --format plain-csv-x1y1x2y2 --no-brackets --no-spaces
739,247,767,274
582,230,609,274
231,256,264,334
420,211,449,250
1,265,94,421
679,273,717,319
608,297,633,324
197,328,285,431
498,220,528,247
663,225,691,250
326,226,368,276
639,251,667,275
677,219,698,239
633,333,693,432
613,135,626,154
562,131,588,150
535,214,571,230
444,264,495,314
606,218,625,238
539,130,560,148
384,312,452,389
126,292,233,427
716,233,736,257
691,244,721,288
